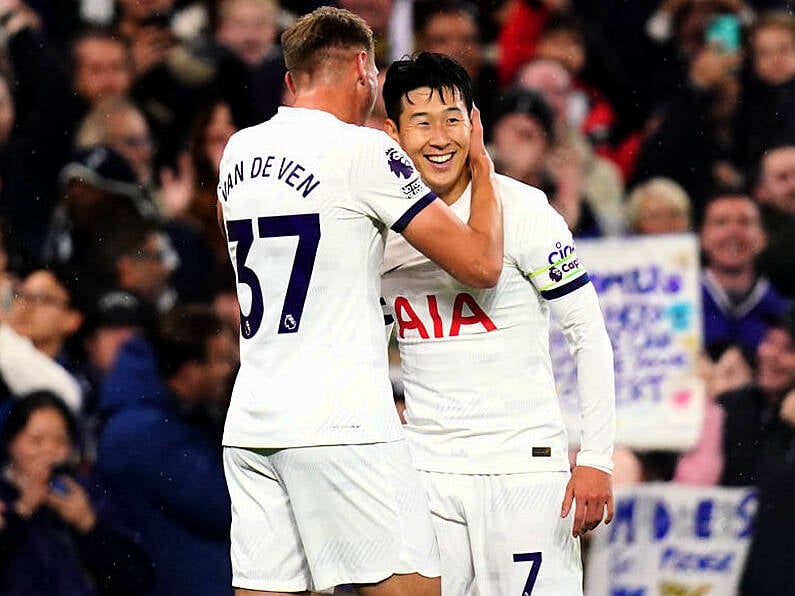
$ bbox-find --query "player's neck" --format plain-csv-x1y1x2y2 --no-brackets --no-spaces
437,172,472,206
291,87,366,126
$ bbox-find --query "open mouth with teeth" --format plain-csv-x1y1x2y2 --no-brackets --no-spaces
426,153,455,165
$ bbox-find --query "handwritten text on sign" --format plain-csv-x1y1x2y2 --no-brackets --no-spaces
553,234,704,450
585,484,757,596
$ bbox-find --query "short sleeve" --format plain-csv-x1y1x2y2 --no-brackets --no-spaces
513,198,589,300
349,131,436,232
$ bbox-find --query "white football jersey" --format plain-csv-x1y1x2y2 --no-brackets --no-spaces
219,107,435,448
381,174,594,474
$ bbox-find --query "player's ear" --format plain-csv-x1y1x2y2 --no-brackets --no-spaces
355,50,368,84
285,71,296,95
384,118,400,142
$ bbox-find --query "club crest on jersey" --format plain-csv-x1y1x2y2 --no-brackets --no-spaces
386,148,414,179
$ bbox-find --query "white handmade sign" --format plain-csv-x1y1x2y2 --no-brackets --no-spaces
554,234,705,450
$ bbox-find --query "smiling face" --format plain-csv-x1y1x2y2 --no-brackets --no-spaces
9,407,71,483
700,196,766,273
756,327,795,397
385,86,471,204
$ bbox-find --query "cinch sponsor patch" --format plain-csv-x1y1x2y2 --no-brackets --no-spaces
532,447,552,457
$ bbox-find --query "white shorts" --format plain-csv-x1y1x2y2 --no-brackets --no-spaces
223,441,440,593
420,470,582,596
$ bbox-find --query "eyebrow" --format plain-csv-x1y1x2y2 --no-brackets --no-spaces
408,107,465,120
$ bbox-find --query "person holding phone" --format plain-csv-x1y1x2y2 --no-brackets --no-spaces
632,6,744,222
0,391,153,596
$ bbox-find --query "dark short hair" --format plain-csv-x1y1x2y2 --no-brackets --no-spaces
383,51,473,127
413,0,478,38
281,6,374,74
1,391,78,459
153,305,225,380
493,87,555,140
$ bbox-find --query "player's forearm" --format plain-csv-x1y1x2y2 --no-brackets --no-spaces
549,284,616,473
464,159,503,287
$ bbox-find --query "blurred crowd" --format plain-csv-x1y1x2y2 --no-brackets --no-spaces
0,0,793,594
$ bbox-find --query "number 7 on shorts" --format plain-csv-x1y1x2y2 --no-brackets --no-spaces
513,551,542,595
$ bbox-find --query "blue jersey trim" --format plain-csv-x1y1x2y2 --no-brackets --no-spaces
391,191,437,233
541,273,590,300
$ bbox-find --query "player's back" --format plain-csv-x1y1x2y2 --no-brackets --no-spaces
218,107,416,449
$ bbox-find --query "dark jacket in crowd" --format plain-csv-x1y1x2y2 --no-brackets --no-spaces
718,386,795,596
737,76,795,180
632,82,735,223
0,475,152,596
702,272,791,362
96,336,232,596
0,26,75,268
757,205,795,300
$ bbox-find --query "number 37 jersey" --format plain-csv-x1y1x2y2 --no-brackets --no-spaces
218,107,435,448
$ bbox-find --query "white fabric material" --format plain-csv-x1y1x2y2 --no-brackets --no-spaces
421,470,582,596
547,283,615,474
218,107,434,447
224,442,440,592
0,323,82,411
381,173,615,474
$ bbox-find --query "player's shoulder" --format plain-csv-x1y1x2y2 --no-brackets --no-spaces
349,125,402,151
495,174,556,221
223,121,270,153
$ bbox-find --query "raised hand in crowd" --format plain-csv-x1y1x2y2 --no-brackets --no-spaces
0,0,39,35
780,388,795,428
160,151,196,218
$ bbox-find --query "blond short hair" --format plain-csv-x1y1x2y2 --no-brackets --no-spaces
626,178,692,231
281,6,374,74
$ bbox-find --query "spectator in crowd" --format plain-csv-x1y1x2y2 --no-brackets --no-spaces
496,0,571,87
700,193,791,361
70,28,134,114
754,143,795,298
112,0,219,170
42,145,157,292
0,2,74,268
161,99,237,270
0,322,82,413
642,0,753,107
214,0,285,124
516,57,625,235
737,11,795,179
414,0,500,132
626,177,693,234
490,86,603,236
0,390,153,595
96,306,236,596
338,0,397,64
101,216,178,312
716,311,795,596
76,97,157,188
533,16,618,164
78,289,157,462
6,267,84,361
631,32,743,223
